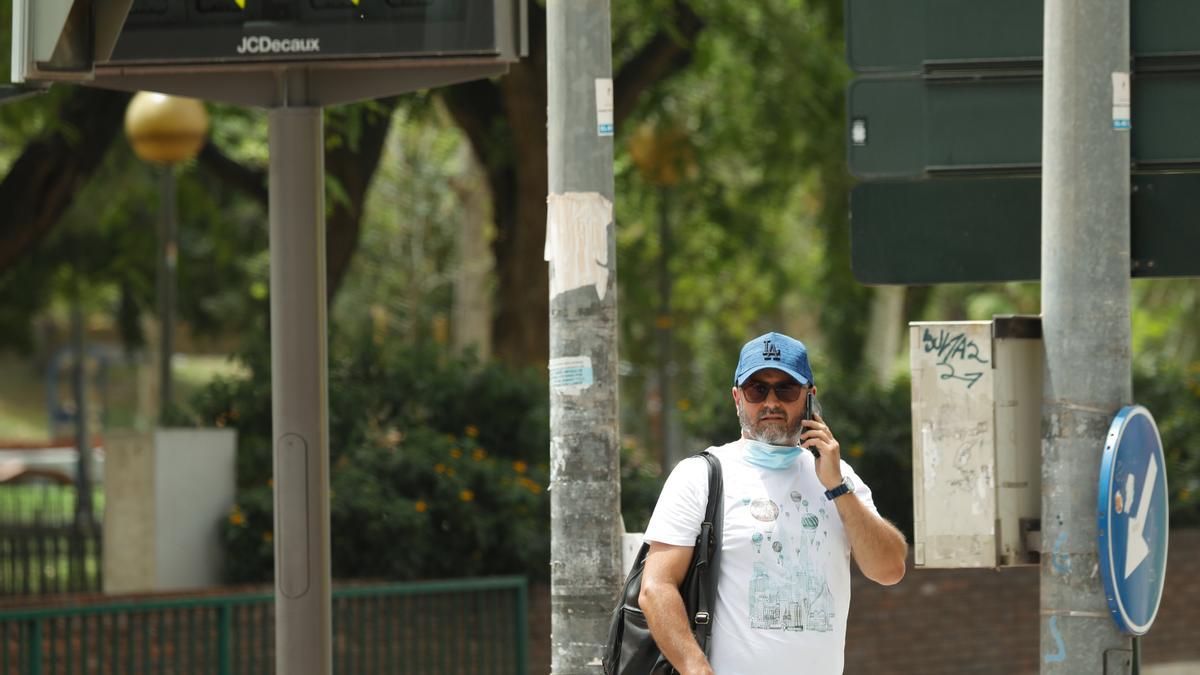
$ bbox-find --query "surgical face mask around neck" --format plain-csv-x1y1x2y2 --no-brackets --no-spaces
743,439,802,470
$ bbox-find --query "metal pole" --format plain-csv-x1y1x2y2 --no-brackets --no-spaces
70,269,92,525
157,166,177,415
269,102,332,675
546,1,620,673
1040,1,1132,673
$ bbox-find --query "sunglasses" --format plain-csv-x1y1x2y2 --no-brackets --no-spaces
740,380,804,404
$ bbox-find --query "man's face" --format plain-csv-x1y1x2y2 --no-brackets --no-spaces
733,369,811,445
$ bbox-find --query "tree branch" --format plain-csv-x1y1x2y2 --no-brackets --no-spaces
0,87,131,272
197,141,268,206
614,1,705,126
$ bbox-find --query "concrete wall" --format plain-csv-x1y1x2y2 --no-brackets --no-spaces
154,429,237,590
103,429,236,593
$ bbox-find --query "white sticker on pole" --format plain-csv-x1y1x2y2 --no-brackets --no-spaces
544,192,612,301
1112,72,1131,130
596,78,614,136
549,356,594,395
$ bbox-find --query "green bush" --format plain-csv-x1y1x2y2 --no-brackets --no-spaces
1134,359,1200,528
176,335,553,582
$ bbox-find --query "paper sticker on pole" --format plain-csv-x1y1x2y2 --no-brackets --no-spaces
549,356,594,395
595,78,614,136
1097,405,1169,635
545,192,612,301
1113,72,1132,131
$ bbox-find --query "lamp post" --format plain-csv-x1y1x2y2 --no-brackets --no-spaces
124,92,209,419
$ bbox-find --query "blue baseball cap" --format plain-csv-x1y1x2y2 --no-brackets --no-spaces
733,332,814,387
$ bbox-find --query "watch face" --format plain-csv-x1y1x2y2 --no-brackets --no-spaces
845,476,856,493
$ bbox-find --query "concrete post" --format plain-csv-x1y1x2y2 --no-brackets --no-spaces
546,1,621,672
1040,1,1133,672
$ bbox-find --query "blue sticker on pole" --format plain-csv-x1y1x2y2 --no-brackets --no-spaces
1097,405,1169,635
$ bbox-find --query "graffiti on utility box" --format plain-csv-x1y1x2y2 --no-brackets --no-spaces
920,327,990,388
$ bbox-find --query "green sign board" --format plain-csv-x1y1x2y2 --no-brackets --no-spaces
849,71,1200,179
851,174,1200,284
848,0,1200,73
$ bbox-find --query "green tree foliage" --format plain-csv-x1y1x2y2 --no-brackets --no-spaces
612,0,863,449
175,329,668,582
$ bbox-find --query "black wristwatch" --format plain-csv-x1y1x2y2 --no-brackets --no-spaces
824,476,856,501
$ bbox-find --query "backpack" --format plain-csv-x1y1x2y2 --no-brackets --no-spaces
602,451,724,675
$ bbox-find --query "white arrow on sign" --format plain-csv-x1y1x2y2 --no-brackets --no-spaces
1124,453,1159,579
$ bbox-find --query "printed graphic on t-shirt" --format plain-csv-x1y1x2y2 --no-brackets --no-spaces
742,491,836,633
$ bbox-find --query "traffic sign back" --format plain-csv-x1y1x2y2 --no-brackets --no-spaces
851,174,1200,284
848,0,1200,73
849,72,1200,179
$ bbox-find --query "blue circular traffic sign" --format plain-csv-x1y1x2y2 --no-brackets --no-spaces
1097,405,1169,635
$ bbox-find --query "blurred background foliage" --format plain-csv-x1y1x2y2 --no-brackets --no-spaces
0,0,1198,585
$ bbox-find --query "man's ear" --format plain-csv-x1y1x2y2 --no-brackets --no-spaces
731,386,742,410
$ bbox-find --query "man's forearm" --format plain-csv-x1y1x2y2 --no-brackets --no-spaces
639,582,714,675
834,495,908,585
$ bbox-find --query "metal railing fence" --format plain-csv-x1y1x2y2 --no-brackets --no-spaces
0,523,102,596
0,576,528,675
0,485,104,596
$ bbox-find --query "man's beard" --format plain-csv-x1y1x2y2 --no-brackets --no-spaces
738,403,804,446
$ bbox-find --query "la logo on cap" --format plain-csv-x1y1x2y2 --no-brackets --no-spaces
762,339,782,361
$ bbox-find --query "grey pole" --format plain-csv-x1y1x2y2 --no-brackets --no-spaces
1040,1,1133,673
269,101,333,675
70,269,92,525
157,166,177,415
546,2,621,673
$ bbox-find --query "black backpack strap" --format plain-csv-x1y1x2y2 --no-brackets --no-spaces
692,451,723,655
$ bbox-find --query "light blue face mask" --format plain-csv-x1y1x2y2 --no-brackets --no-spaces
744,439,803,470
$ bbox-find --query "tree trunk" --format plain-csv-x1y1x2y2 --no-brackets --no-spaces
0,87,131,272
443,1,703,366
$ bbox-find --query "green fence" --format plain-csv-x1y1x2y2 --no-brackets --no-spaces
0,576,528,675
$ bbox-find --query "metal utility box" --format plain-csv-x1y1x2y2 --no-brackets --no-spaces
910,316,1042,568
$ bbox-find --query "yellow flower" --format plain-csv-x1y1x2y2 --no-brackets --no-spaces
465,425,480,438
435,463,447,474
229,510,246,526
459,489,475,502
415,500,428,513
263,531,272,543
472,448,487,461
446,468,457,477
513,460,528,474
267,478,274,488
450,449,463,459
848,444,865,458
677,399,692,411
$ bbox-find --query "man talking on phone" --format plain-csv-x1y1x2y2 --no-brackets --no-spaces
639,332,908,674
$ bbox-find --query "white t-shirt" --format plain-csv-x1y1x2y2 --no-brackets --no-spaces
643,438,880,675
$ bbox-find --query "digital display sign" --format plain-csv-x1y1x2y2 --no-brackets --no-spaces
108,0,506,66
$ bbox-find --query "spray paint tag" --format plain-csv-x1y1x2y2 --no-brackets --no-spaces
549,356,594,395
596,78,614,136
1112,72,1131,131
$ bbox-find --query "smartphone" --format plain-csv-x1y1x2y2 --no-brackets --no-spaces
805,390,820,458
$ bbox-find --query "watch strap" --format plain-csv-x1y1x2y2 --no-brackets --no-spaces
824,482,851,501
